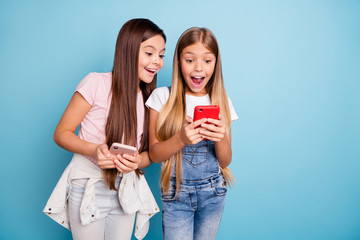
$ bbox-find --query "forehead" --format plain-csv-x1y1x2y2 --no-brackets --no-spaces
140,35,165,49
181,42,214,56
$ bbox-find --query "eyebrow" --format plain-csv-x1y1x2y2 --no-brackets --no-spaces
143,45,165,52
183,51,213,55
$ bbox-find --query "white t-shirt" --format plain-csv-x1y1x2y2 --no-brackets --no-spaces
145,86,238,121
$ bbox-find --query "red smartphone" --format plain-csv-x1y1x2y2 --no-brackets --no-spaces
193,105,220,122
110,143,137,155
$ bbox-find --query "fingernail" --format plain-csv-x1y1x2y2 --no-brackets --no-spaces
106,153,110,157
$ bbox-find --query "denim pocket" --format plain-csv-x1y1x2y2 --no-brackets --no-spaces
183,142,208,167
161,187,176,201
213,177,227,196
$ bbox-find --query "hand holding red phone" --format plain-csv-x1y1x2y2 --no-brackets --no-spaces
199,115,226,142
179,115,207,146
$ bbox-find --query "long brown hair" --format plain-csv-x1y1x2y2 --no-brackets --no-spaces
105,18,166,190
157,27,233,193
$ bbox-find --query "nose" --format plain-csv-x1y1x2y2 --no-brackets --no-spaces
152,55,161,66
194,61,203,72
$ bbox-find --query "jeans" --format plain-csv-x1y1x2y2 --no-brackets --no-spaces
68,177,135,240
162,174,227,240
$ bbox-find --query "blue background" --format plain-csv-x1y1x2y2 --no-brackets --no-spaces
1,0,359,239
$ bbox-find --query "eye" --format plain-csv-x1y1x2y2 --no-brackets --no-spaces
159,54,165,59
185,59,193,63
146,52,153,56
205,59,212,63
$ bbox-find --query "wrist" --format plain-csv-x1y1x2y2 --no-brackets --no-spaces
176,132,187,148
138,151,151,169
90,143,102,160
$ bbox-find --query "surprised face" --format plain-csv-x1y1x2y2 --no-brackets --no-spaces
138,34,166,88
180,42,216,97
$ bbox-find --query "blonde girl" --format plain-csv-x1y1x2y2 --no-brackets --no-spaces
44,19,166,240
146,27,238,240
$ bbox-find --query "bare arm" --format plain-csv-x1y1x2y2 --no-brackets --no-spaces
54,92,99,157
214,132,232,168
148,108,207,163
53,92,116,169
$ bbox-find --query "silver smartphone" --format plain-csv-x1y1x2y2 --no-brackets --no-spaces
109,143,137,155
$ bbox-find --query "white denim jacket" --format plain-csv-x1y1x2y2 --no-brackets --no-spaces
43,154,159,240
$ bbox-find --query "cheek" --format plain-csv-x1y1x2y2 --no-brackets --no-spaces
181,68,188,79
180,65,190,76
138,53,149,67
207,64,216,76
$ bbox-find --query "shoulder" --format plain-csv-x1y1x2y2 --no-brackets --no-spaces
77,72,112,89
226,97,239,122
152,86,170,99
148,86,171,103
145,86,170,112
152,86,170,95
75,72,112,105
226,97,234,106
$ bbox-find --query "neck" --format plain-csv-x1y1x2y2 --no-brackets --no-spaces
185,86,207,97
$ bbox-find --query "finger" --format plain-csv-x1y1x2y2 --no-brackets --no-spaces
114,159,135,172
115,153,135,163
200,122,218,132
120,154,140,164
185,115,193,124
101,164,117,169
98,159,116,169
204,118,223,126
199,130,224,142
183,131,200,144
201,135,222,142
117,155,138,168
192,136,204,145
186,130,205,143
99,144,111,158
192,118,207,128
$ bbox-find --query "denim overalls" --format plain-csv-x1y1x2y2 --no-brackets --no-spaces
161,140,227,240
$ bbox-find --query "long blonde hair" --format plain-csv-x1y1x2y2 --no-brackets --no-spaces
157,27,234,193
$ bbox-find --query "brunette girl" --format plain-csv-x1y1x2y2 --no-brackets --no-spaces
44,18,166,240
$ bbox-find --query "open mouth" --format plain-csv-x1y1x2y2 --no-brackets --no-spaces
191,76,205,87
145,67,157,75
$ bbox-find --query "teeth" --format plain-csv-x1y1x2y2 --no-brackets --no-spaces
147,68,156,73
192,76,203,79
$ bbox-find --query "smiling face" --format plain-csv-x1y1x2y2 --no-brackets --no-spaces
138,34,166,87
180,42,216,96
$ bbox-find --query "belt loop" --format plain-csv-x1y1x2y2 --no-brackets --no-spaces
210,177,214,188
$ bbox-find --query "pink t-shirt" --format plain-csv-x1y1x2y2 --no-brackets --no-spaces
75,72,145,164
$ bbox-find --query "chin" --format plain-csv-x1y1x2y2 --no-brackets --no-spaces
141,78,154,84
